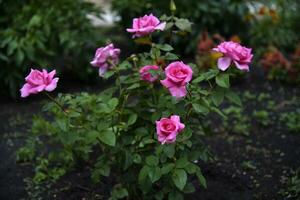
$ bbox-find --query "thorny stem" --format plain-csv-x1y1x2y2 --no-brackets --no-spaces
44,92,68,114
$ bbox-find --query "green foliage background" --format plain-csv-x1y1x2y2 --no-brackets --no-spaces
0,0,102,98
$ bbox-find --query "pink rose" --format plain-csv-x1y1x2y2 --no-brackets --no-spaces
156,115,185,144
20,69,59,98
160,61,193,98
139,65,160,82
126,14,166,38
90,43,121,77
212,41,253,71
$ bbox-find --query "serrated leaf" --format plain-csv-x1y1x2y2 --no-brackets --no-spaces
168,190,183,200
216,74,230,88
225,91,242,106
98,130,116,146
146,155,159,166
156,44,173,51
127,83,140,90
175,157,189,168
128,113,138,125
165,52,179,60
193,74,205,83
148,167,161,183
211,90,224,106
161,163,175,174
192,103,209,114
175,18,192,32
108,98,119,109
172,169,187,190
196,171,207,188
138,166,151,183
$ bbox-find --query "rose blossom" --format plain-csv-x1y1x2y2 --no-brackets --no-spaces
90,43,120,77
160,61,193,98
139,65,160,82
126,14,166,38
20,69,59,98
156,115,185,144
212,41,253,71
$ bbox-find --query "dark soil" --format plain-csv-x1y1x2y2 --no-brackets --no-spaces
0,67,299,200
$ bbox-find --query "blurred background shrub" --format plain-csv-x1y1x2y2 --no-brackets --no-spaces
111,0,250,55
0,0,102,98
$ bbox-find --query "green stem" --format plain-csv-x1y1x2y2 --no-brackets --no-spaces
151,84,157,105
108,60,122,96
44,92,68,114
185,87,193,121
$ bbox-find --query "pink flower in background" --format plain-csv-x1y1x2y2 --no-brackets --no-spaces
90,43,120,77
126,14,166,38
212,41,253,71
20,69,59,98
161,61,193,98
139,65,160,82
156,115,185,144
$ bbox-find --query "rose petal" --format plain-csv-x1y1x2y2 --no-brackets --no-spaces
217,57,232,71
45,78,59,92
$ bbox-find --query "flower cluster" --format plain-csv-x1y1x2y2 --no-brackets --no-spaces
20,13,252,146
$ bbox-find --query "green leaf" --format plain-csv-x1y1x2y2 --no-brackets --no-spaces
216,74,230,88
98,130,116,146
165,52,179,60
133,154,141,164
161,163,175,174
175,157,189,168
108,98,119,110
138,166,151,183
196,171,207,188
183,183,196,194
211,107,227,119
146,156,159,166
184,162,199,174
163,144,175,158
103,70,115,79
111,186,129,199
225,91,242,106
156,44,173,51
204,69,219,80
175,18,192,32
192,103,209,115
127,113,138,126
193,74,205,83
127,83,140,90
168,190,183,200
148,167,161,183
172,169,187,190
211,89,224,106
99,164,110,176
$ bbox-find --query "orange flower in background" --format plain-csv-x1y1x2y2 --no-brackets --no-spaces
269,9,279,22
258,6,268,15
261,48,291,70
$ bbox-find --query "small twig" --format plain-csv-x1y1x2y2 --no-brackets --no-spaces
76,184,90,192
274,97,298,110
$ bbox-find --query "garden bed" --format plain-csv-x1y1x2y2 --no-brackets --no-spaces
0,66,299,200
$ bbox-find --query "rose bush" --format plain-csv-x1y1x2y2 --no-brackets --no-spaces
18,9,251,200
